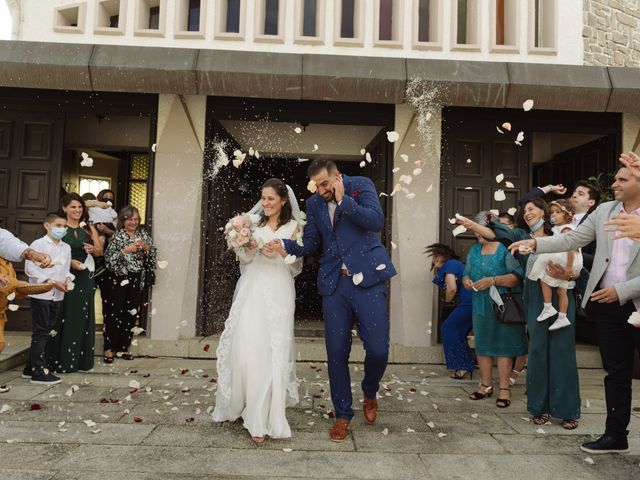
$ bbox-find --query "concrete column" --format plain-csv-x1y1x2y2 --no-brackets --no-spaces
623,113,640,153
150,94,206,340
389,103,442,348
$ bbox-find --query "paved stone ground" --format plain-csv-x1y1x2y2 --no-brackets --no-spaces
0,358,639,479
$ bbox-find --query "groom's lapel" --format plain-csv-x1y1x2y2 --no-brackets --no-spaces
318,197,333,233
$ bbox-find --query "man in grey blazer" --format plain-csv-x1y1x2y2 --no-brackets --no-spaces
510,163,640,455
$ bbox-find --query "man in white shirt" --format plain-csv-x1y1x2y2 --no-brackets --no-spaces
22,213,74,385
0,228,53,288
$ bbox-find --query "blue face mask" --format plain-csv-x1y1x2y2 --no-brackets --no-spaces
529,219,545,233
50,227,67,240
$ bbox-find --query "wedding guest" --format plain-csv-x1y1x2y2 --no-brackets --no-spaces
103,206,157,363
48,193,103,373
23,212,74,385
425,243,474,379
461,212,527,408
511,158,640,453
460,198,581,429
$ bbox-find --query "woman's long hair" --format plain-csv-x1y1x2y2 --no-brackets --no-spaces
259,178,292,229
59,193,91,236
424,243,460,272
517,197,553,236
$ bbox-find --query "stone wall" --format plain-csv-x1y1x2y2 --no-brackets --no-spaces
583,0,640,66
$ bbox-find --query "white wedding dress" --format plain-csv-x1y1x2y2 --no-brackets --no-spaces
212,219,301,438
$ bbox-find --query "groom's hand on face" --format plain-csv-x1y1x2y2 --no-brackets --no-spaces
333,173,345,203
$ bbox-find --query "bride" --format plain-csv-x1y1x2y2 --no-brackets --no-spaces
212,178,303,444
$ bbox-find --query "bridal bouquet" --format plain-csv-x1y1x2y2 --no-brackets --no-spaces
224,213,260,251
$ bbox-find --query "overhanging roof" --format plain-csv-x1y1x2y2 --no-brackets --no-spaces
0,40,636,112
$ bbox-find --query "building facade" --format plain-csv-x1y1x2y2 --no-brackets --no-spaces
1,0,640,360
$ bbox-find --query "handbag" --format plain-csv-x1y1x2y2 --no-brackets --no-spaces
490,286,526,325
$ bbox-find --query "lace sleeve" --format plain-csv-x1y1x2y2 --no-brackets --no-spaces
235,246,258,265
287,225,303,277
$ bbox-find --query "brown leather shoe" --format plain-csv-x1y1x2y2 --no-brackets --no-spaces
363,397,378,424
329,418,350,443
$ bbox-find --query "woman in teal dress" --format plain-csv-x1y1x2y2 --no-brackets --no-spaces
459,199,581,429
48,193,103,373
461,213,527,408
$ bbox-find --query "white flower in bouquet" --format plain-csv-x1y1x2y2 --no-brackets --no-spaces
224,213,257,252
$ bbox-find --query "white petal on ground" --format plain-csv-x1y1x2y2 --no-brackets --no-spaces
352,272,364,286
294,127,302,134
128,380,141,389
284,255,297,265
505,181,515,188
426,421,435,429
496,126,504,134
406,428,415,433
360,148,366,155
400,154,409,162
157,260,169,269
282,448,293,453
494,189,506,202
382,428,389,435
437,432,447,438
413,168,423,176
120,279,130,286
583,457,594,465
376,264,386,271
83,419,97,428
0,404,11,414
366,152,372,163
386,131,400,143
536,428,545,434
8,304,19,311
508,207,517,216
452,225,467,237
523,99,534,111
496,173,504,183
585,399,591,408
471,413,479,419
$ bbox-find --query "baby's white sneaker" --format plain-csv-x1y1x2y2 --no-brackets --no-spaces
549,314,571,331
537,304,557,322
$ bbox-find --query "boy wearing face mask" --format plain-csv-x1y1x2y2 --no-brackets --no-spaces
23,212,74,384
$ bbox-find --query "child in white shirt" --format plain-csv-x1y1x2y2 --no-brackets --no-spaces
23,212,74,385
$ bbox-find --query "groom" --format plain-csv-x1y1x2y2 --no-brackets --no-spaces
269,158,396,442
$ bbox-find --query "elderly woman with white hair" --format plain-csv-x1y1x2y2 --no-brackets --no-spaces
461,211,528,408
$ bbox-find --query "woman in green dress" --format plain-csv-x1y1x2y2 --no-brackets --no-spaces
48,193,103,373
459,198,581,429
461,212,527,408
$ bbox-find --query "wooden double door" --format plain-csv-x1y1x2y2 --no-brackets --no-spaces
0,111,64,329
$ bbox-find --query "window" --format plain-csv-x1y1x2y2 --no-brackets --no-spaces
215,0,245,39
80,177,111,197
128,154,150,223
294,0,325,44
334,0,363,46
53,3,86,33
451,0,480,50
529,0,556,52
255,0,284,42
134,0,166,37
375,0,403,46
413,0,441,49
95,0,126,35
175,0,206,38
491,0,518,52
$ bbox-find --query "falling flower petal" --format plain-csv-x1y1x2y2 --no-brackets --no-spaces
298,158,309,163
405,193,416,199
376,264,386,271
248,147,255,156
307,180,317,193
366,152,372,163
284,254,297,265
496,173,504,183
392,167,400,173
391,241,397,250
131,326,145,336
516,131,525,142
352,272,364,286
452,225,467,237
120,279,130,286
151,143,157,152
412,168,423,176
505,181,515,189
386,131,400,143
502,122,512,131
585,399,591,408
128,309,138,316
379,192,388,197
8,304,18,311
0,404,11,414
426,112,432,121
359,161,366,168
508,207,517,216
490,209,499,217
312,144,319,152
627,312,640,327
496,126,504,134
400,154,409,162
6,292,15,301
523,99,534,111
157,260,168,269
49,329,57,337
494,190,506,202
426,184,433,193
360,148,366,155
294,127,302,134
465,187,472,190
399,175,413,185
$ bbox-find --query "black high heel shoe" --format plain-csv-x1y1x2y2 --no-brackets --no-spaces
451,370,474,380
469,383,493,400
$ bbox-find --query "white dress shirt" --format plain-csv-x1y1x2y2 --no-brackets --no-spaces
24,235,74,301
0,228,29,262
572,212,586,226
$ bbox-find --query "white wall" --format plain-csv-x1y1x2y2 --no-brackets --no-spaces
13,0,584,65
150,93,205,341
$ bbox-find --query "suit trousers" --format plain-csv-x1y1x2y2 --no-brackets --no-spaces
322,275,390,420
27,298,61,376
587,299,640,439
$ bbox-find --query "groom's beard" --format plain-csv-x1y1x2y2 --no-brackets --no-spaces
320,191,334,203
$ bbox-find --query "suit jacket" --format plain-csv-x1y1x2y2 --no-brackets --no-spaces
535,200,640,309
283,174,397,296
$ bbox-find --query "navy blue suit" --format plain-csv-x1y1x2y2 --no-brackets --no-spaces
283,174,396,420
